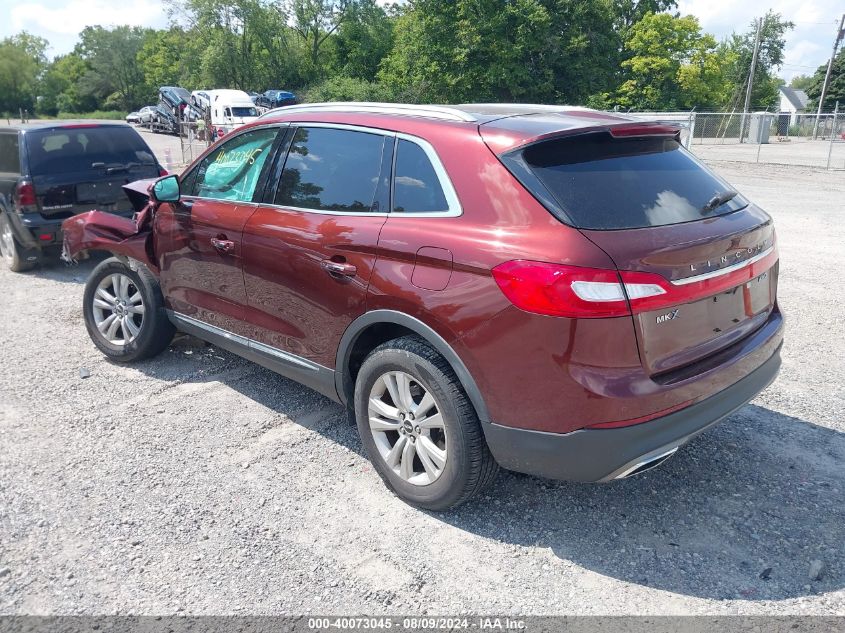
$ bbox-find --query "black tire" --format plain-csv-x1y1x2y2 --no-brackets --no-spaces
0,212,39,273
82,257,175,362
354,336,499,511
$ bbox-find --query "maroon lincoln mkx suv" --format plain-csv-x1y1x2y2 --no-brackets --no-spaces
63,103,783,510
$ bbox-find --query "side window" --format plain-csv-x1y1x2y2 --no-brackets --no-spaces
187,127,278,202
275,127,386,212
393,139,450,213
0,134,20,173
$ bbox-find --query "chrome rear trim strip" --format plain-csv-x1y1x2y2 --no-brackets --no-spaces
670,246,775,286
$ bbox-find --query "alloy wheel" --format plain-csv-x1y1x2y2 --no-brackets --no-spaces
91,273,145,345
368,371,448,486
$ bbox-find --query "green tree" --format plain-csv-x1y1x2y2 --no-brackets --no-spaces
379,0,617,104
615,13,730,110
138,28,195,97
789,74,813,92
723,11,794,110
289,0,355,74
166,0,303,90
37,52,97,115
330,0,394,81
76,25,150,110
0,32,48,114
805,48,845,111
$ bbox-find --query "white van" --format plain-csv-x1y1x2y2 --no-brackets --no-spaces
192,89,260,139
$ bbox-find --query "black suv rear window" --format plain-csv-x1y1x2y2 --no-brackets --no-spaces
25,127,156,176
516,132,746,230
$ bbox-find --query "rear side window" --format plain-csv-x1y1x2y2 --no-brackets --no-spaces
516,132,746,230
275,127,386,212
25,127,156,176
392,139,449,213
0,134,20,173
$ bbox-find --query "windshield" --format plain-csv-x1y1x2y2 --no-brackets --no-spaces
518,132,747,230
25,127,155,176
230,107,258,118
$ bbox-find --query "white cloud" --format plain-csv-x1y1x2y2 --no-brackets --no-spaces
676,0,844,80
6,0,167,55
10,0,166,34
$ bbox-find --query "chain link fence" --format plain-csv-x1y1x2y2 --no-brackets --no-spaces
631,109,845,170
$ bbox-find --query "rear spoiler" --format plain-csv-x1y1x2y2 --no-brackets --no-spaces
607,122,681,138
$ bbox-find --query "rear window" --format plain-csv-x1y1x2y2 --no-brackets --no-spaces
393,139,449,213
25,127,156,176
517,132,746,230
0,134,20,173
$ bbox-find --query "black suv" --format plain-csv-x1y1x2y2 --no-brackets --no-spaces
0,123,164,272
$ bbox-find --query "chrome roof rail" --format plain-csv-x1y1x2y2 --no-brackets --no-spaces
258,102,478,123
458,103,597,113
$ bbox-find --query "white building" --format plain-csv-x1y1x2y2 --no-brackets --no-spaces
778,87,810,125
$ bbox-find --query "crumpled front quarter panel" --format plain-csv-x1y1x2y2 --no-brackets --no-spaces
61,206,158,274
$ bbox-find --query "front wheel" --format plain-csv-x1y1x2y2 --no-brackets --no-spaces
82,257,175,362
354,336,499,511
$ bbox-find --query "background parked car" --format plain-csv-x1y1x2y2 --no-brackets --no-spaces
127,106,156,126
254,90,297,110
0,123,164,271
150,104,179,134
137,106,157,126
159,86,192,119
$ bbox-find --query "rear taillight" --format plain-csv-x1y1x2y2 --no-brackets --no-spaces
492,261,666,318
159,167,169,177
15,181,37,207
493,248,779,319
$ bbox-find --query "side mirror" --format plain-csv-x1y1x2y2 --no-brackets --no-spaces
151,174,180,203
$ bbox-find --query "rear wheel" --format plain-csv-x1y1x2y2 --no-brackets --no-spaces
83,257,175,362
0,213,38,273
354,336,498,510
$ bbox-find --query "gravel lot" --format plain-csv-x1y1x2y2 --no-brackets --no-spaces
1,143,844,615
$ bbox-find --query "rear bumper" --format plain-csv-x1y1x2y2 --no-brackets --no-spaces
10,210,134,249
481,343,782,482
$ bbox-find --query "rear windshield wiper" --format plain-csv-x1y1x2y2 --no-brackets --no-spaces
91,161,156,174
701,190,738,213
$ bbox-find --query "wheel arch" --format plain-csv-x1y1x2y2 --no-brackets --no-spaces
335,310,490,423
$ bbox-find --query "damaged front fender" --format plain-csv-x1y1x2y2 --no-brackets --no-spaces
61,179,159,274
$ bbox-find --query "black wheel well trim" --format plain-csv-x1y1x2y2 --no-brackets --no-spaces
335,310,490,423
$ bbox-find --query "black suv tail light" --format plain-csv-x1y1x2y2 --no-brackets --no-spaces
14,180,37,209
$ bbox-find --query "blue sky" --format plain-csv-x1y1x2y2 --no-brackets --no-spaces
0,0,840,82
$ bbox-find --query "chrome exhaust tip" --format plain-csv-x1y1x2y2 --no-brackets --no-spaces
613,446,679,480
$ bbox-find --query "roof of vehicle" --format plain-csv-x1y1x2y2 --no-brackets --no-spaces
255,102,668,153
204,89,255,102
1,121,134,134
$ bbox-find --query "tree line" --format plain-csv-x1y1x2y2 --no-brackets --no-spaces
1,0,836,118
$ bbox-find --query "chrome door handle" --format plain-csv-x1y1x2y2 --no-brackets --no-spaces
211,237,235,253
321,259,357,277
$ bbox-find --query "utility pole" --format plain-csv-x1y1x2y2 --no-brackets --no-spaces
741,17,763,143
813,13,845,140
